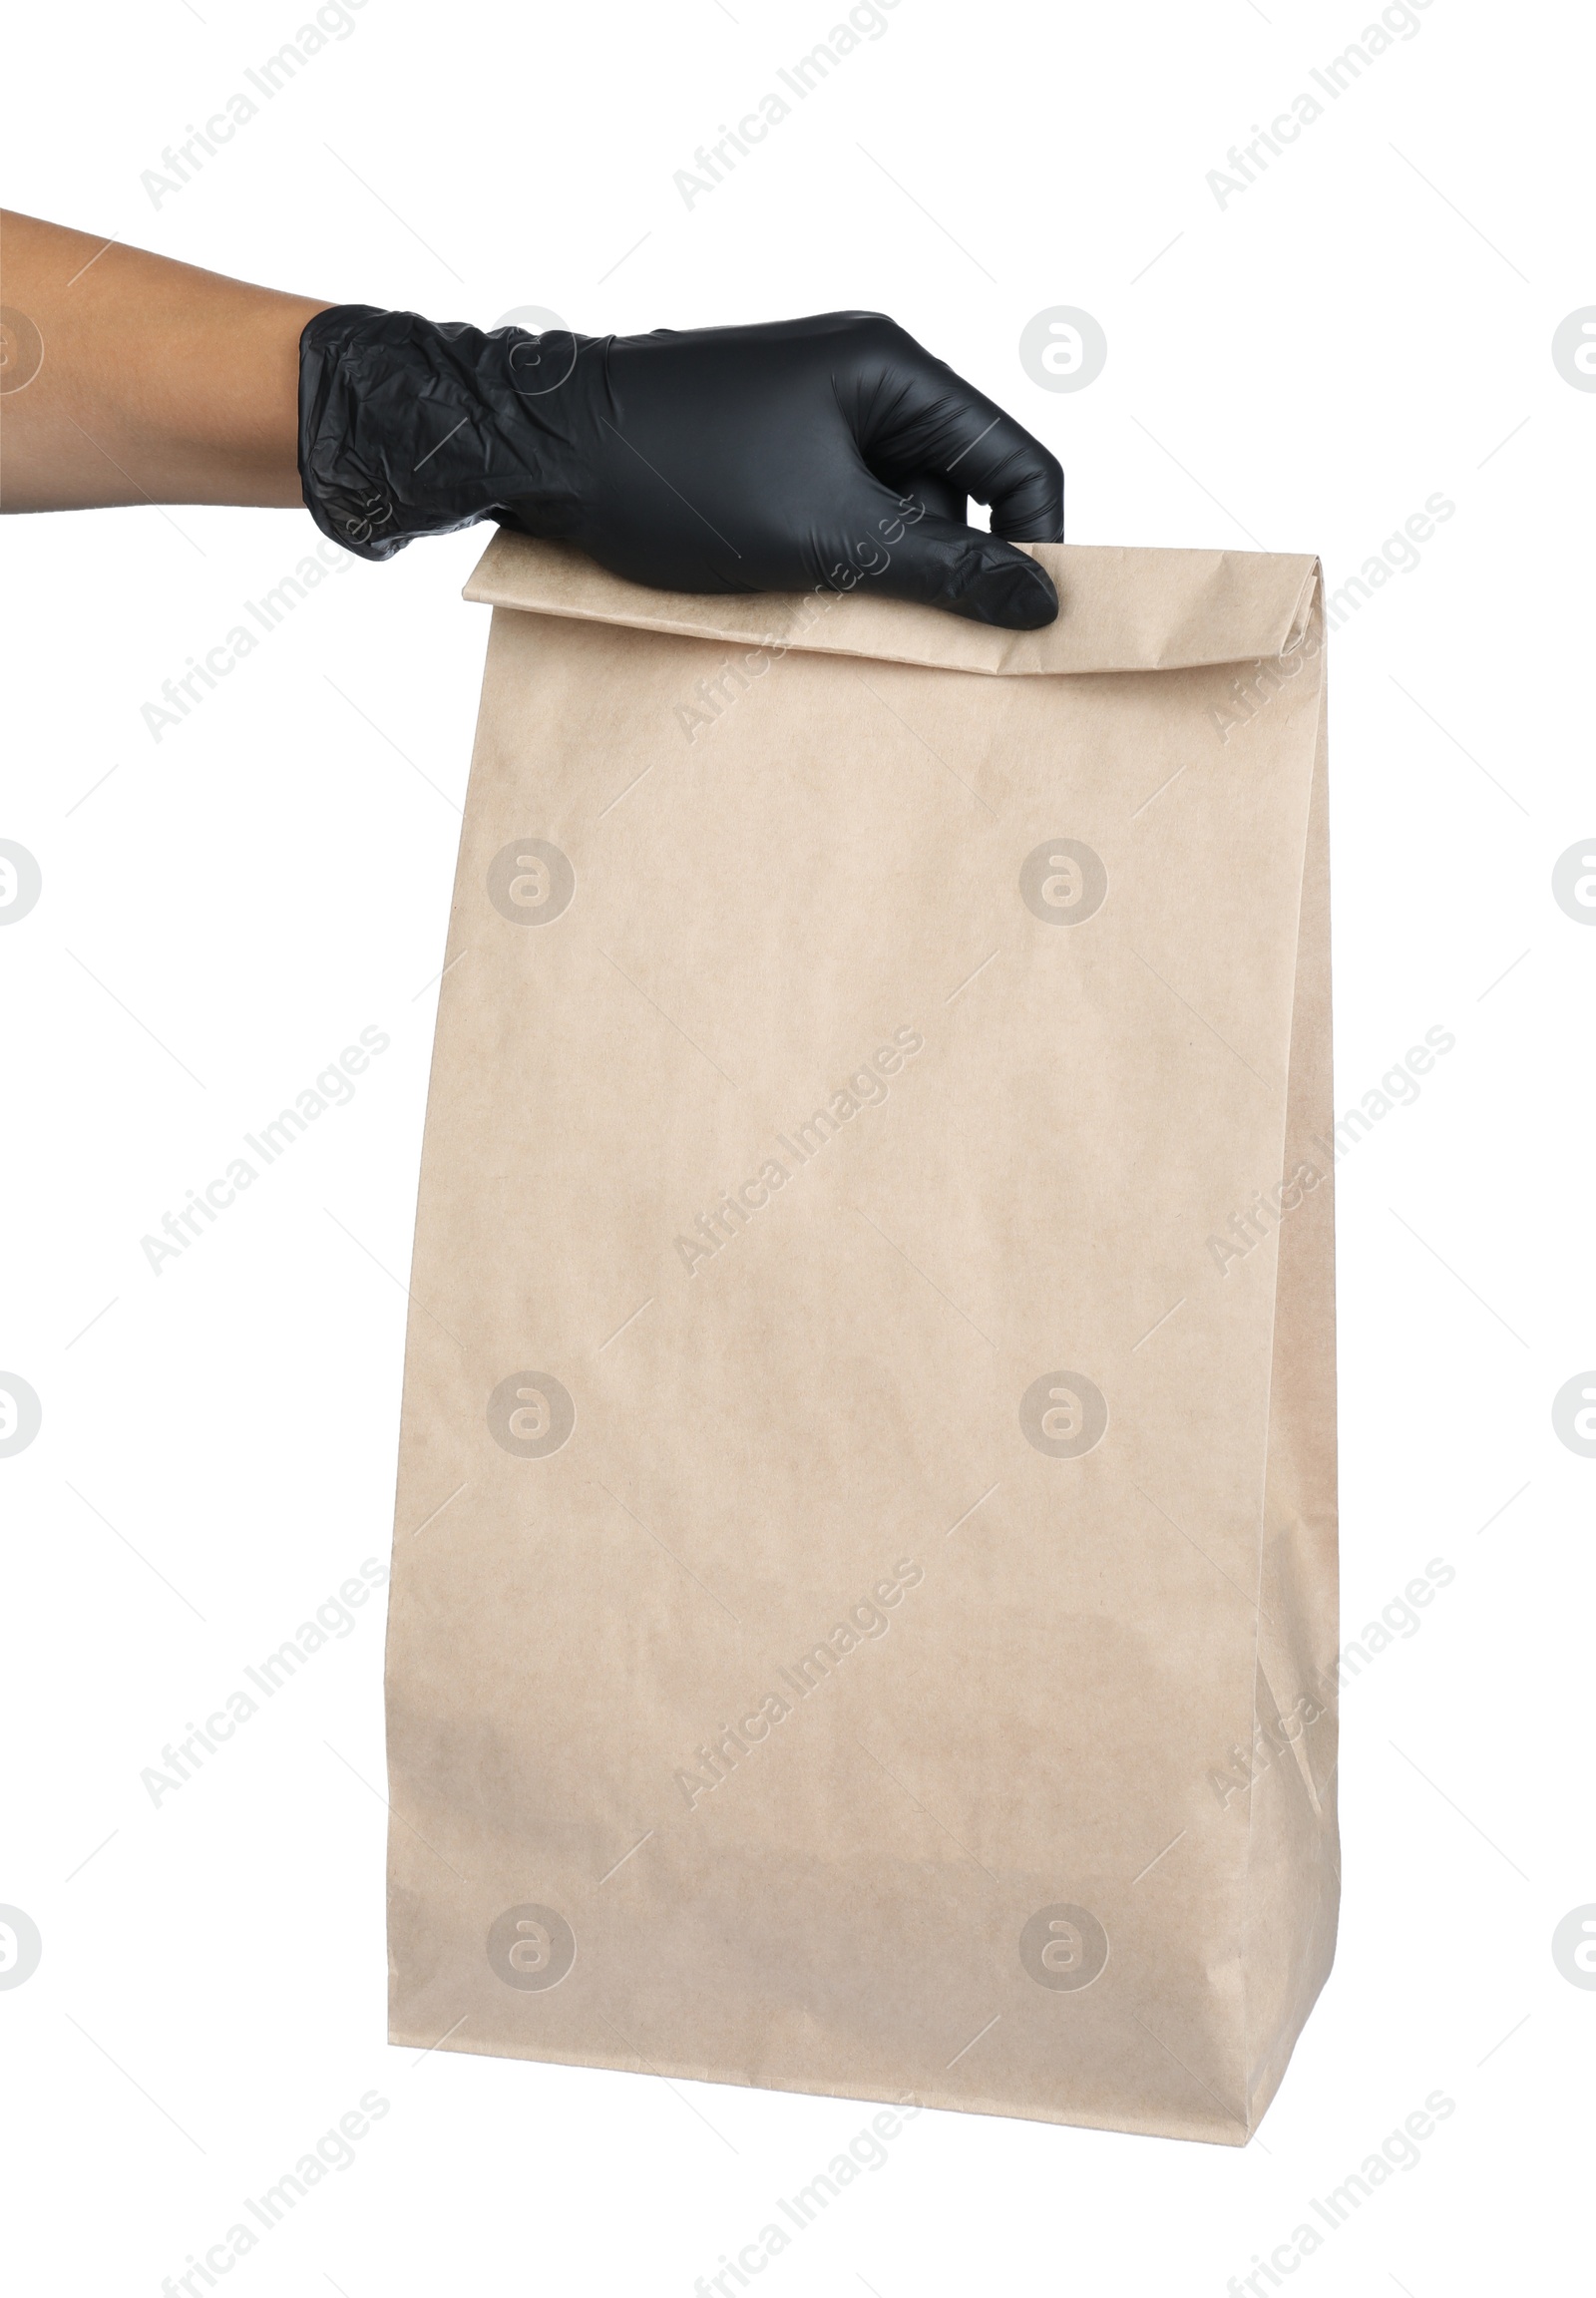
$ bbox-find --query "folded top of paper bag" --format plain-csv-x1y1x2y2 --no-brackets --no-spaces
463,531,1320,678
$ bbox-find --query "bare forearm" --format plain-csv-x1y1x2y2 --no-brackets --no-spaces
0,211,329,512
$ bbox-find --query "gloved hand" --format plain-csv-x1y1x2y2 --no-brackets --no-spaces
298,308,1063,629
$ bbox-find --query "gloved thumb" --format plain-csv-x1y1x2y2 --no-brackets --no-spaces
874,512,1059,630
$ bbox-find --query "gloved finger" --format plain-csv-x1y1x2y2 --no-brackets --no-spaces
851,328,1064,544
899,471,967,525
868,510,1059,630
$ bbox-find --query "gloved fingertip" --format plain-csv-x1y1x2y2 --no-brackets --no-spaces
958,546,1059,630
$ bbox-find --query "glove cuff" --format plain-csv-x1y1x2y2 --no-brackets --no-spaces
297,304,593,561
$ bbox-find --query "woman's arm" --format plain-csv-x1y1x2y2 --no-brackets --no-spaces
2,209,1063,626
0,209,329,512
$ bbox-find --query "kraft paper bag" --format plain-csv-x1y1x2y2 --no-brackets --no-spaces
384,529,1337,2144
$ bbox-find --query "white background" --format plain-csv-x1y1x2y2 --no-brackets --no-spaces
2,0,1591,2291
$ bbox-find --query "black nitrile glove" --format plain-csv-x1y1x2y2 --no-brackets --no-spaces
298,307,1063,629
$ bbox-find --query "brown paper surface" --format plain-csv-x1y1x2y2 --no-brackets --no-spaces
385,535,1338,2143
